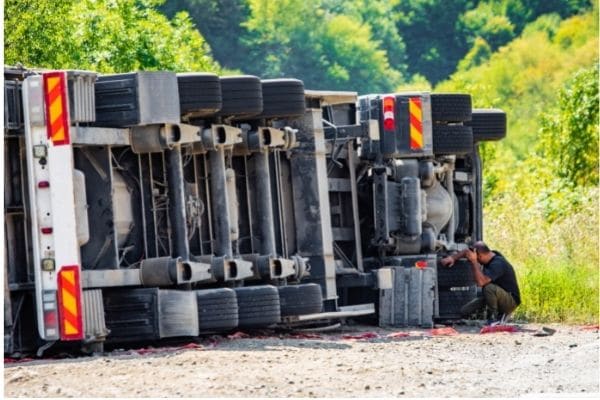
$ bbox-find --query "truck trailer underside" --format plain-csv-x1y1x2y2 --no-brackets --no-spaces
3,66,506,356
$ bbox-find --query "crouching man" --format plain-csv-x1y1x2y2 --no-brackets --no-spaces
441,241,521,323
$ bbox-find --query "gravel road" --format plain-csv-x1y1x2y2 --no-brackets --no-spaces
4,323,599,398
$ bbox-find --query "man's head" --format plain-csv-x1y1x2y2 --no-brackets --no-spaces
470,241,495,264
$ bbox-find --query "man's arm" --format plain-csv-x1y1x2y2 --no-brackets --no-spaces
466,250,491,287
440,249,470,267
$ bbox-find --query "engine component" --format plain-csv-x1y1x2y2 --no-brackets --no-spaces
424,180,453,235
111,171,133,248
399,176,422,238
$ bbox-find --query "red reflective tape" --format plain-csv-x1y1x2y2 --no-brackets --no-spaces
43,72,71,146
409,96,422,108
47,83,62,105
62,307,80,330
410,137,421,149
59,273,77,294
50,113,65,134
57,265,83,340
410,114,422,133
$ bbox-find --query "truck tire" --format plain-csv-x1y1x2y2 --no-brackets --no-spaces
431,94,472,123
218,75,263,119
177,73,222,118
278,283,323,317
437,259,475,288
466,108,507,142
196,288,238,332
259,79,306,119
234,285,281,328
432,125,473,155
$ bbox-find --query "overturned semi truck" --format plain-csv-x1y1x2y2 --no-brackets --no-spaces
4,66,506,355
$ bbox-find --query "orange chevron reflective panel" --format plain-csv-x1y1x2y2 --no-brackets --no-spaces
409,97,423,150
43,72,71,145
57,266,83,340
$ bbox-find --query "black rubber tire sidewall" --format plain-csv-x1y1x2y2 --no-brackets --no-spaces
259,79,306,119
196,288,239,331
177,73,222,117
218,75,263,118
235,286,281,328
431,94,472,123
278,283,323,316
432,124,474,155
466,108,507,142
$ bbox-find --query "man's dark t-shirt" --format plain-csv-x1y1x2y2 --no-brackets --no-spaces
482,251,521,305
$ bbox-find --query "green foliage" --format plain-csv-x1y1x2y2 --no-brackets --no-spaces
501,0,591,32
160,0,249,70
457,37,492,71
392,0,592,84
4,0,78,68
4,0,220,73
538,66,599,188
394,0,474,85
443,10,599,323
155,0,593,87
321,15,403,92
241,0,402,93
459,2,515,50
437,12,598,157
395,74,432,92
241,0,328,82
521,13,562,38
322,0,407,74
485,183,599,323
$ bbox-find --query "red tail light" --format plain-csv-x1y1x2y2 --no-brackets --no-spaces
382,96,395,131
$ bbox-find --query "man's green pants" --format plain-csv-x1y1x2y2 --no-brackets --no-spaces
460,283,517,318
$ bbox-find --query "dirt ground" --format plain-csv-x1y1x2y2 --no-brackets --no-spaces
4,322,599,398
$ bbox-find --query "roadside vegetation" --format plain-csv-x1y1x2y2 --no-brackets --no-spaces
4,0,598,323
438,10,599,323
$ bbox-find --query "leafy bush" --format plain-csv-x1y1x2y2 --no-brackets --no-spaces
538,66,599,188
441,11,599,323
4,0,220,73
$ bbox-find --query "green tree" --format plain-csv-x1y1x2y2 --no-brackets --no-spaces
392,0,592,85
394,0,475,85
437,12,598,157
459,2,515,50
538,65,599,188
160,0,249,70
4,0,78,68
457,37,492,71
321,15,403,92
242,0,402,93
322,0,408,75
503,0,592,32
4,0,219,73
